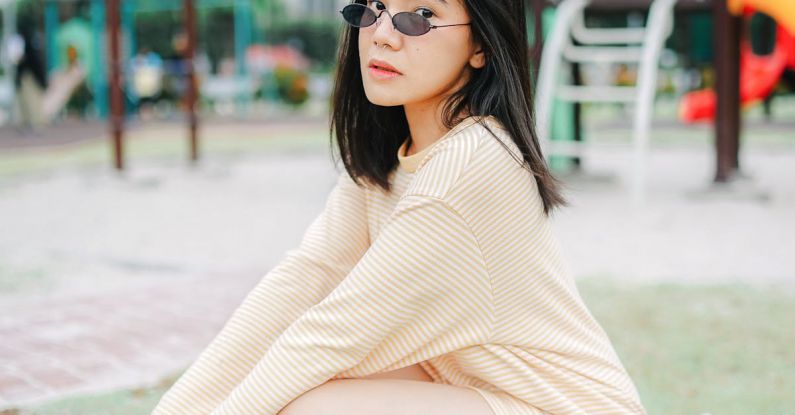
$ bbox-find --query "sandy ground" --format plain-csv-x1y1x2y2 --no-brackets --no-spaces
1,125,793,303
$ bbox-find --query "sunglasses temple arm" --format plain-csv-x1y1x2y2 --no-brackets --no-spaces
431,23,472,28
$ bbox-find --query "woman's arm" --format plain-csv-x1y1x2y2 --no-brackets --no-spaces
151,171,370,415
209,194,494,415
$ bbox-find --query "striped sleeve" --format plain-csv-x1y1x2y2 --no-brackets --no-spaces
151,171,370,415
209,194,494,415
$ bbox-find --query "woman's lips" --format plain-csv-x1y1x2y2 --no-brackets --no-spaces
368,66,402,80
368,58,402,74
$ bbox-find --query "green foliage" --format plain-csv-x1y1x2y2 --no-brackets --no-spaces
265,19,343,70
16,0,44,33
134,10,183,59
253,0,287,30
133,8,235,76
204,8,235,74
272,66,309,106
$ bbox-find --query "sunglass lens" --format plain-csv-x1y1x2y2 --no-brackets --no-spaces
341,4,376,27
394,13,430,36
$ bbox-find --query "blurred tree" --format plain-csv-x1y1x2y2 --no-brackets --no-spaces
134,10,181,60
273,66,308,106
205,8,234,74
266,19,342,70
15,0,44,43
253,0,286,36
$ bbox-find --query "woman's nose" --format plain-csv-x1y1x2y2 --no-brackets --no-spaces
371,10,401,48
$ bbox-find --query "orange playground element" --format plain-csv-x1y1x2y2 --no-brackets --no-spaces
728,0,795,35
679,0,795,123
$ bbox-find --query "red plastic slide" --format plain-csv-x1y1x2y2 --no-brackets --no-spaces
679,9,795,123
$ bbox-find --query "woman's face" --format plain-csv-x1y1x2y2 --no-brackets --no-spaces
357,0,485,108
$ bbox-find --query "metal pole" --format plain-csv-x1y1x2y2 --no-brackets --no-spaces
234,0,252,77
91,0,108,118
44,1,59,73
107,0,124,170
184,0,198,162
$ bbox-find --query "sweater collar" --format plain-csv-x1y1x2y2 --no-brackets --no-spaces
397,115,496,173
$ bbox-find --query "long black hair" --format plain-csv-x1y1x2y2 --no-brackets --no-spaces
329,0,567,215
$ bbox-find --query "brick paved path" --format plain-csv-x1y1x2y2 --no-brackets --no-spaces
0,273,259,409
0,135,335,410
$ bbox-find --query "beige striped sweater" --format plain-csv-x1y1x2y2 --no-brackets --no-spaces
151,115,646,415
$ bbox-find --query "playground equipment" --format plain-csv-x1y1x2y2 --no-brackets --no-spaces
42,64,86,122
42,18,93,121
680,0,795,122
535,0,677,206
40,0,254,119
729,0,795,34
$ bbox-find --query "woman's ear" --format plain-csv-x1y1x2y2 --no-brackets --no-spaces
469,47,486,69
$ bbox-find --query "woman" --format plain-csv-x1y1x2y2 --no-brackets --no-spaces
151,0,646,414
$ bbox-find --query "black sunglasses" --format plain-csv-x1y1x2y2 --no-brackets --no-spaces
339,2,471,37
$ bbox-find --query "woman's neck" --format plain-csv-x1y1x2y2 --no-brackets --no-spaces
403,101,452,157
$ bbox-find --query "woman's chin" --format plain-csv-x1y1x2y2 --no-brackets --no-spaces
364,94,405,107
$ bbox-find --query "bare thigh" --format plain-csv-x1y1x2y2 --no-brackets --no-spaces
358,362,435,382
279,378,493,415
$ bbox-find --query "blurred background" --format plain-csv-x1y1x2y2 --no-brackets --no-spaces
0,0,793,414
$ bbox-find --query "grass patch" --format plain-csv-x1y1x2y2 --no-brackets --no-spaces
578,279,795,415
17,375,179,415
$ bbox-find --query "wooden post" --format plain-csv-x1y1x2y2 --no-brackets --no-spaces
530,0,546,81
184,0,199,162
712,0,742,182
107,0,124,170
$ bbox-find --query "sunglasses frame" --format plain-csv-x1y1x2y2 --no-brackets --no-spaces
339,3,471,37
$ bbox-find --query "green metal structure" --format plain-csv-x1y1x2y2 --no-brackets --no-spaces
41,0,254,118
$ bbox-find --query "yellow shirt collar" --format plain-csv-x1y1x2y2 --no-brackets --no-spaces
397,115,498,173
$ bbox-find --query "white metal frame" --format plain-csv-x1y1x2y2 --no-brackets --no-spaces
535,0,677,206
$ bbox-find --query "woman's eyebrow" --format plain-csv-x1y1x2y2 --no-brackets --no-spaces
413,0,448,7
406,0,449,8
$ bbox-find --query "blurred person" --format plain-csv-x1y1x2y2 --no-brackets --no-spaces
165,29,194,114
130,46,164,120
151,1,646,415
14,23,48,135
